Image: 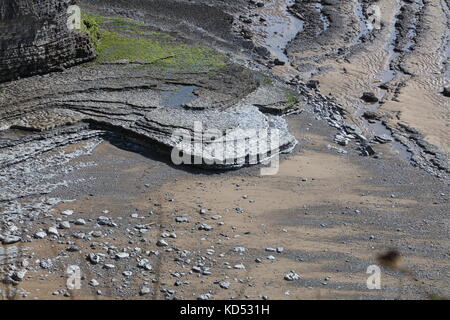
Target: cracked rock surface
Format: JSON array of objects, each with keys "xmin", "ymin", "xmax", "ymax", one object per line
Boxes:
[{"xmin": 0, "ymin": 62, "xmax": 298, "ymax": 170}]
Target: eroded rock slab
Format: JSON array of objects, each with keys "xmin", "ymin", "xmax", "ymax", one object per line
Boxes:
[{"xmin": 0, "ymin": 63, "xmax": 297, "ymax": 170}]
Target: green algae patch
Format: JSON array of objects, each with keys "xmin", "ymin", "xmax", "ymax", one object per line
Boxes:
[
  {"xmin": 81, "ymin": 12, "xmax": 102, "ymax": 49},
  {"xmin": 81, "ymin": 12, "xmax": 227, "ymax": 73},
  {"xmin": 286, "ymin": 94, "xmax": 299, "ymax": 107}
]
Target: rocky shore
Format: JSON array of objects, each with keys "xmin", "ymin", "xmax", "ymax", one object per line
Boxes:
[{"xmin": 0, "ymin": 0, "xmax": 448, "ymax": 300}]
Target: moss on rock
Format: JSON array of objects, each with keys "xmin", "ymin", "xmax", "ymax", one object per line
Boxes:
[{"xmin": 81, "ymin": 12, "xmax": 227, "ymax": 73}]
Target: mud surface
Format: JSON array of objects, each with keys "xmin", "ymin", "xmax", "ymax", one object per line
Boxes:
[{"xmin": 1, "ymin": 0, "xmax": 449, "ymax": 300}]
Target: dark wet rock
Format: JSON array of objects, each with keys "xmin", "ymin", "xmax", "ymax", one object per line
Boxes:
[
  {"xmin": 442, "ymin": 87, "xmax": 450, "ymax": 97},
  {"xmin": 343, "ymin": 124, "xmax": 363, "ymax": 136},
  {"xmin": 96, "ymin": 216, "xmax": 116, "ymax": 227},
  {"xmin": 273, "ymin": 58, "xmax": 286, "ymax": 66},
  {"xmin": 373, "ymin": 134, "xmax": 393, "ymax": 144},
  {"xmin": 156, "ymin": 240, "xmax": 169, "ymax": 247},
  {"xmin": 363, "ymin": 111, "xmax": 382, "ymax": 120},
  {"xmin": 361, "ymin": 92, "xmax": 379, "ymax": 103},
  {"xmin": 240, "ymin": 27, "xmax": 253, "ymax": 39},
  {"xmin": 359, "ymin": 143, "xmax": 376, "ymax": 157},
  {"xmin": 74, "ymin": 219, "xmax": 86, "ymax": 226},
  {"xmin": 11, "ymin": 270, "xmax": 26, "ymax": 282},
  {"xmin": 397, "ymin": 122, "xmax": 420, "ymax": 135},
  {"xmin": 66, "ymin": 246, "xmax": 80, "ymax": 252},
  {"xmin": 306, "ymin": 80, "xmax": 320, "ymax": 90},
  {"xmin": 81, "ymin": 0, "xmax": 254, "ymax": 56},
  {"xmin": 240, "ymin": 16, "xmax": 253, "ymax": 24},
  {"xmin": 391, "ymin": 122, "xmax": 450, "ymax": 177}
]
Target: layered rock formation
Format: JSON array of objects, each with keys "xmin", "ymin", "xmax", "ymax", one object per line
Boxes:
[
  {"xmin": 0, "ymin": 63, "xmax": 298, "ymax": 170},
  {"xmin": 0, "ymin": 0, "xmax": 95, "ymax": 83},
  {"xmin": 0, "ymin": 3, "xmax": 298, "ymax": 170}
]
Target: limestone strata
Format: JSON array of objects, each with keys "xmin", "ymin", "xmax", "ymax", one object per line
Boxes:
[
  {"xmin": 0, "ymin": 0, "xmax": 95, "ymax": 83},
  {"xmin": 0, "ymin": 63, "xmax": 297, "ymax": 170}
]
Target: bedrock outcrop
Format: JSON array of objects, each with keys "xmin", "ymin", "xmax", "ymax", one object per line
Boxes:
[
  {"xmin": 0, "ymin": 0, "xmax": 95, "ymax": 83},
  {"xmin": 0, "ymin": 63, "xmax": 298, "ymax": 170}
]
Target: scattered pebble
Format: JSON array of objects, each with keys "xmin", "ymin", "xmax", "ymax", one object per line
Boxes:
[
  {"xmin": 284, "ymin": 271, "xmax": 300, "ymax": 281},
  {"xmin": 61, "ymin": 210, "xmax": 74, "ymax": 216}
]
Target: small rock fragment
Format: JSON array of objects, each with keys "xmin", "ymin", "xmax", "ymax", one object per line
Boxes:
[
  {"xmin": 140, "ymin": 287, "xmax": 152, "ymax": 296},
  {"xmin": 284, "ymin": 271, "xmax": 300, "ymax": 281},
  {"xmin": 156, "ymin": 240, "xmax": 169, "ymax": 247},
  {"xmin": 115, "ymin": 252, "xmax": 130, "ymax": 259},
  {"xmin": 61, "ymin": 210, "xmax": 74, "ymax": 216},
  {"xmin": 34, "ymin": 231, "xmax": 47, "ymax": 239},
  {"xmin": 197, "ymin": 293, "xmax": 213, "ymax": 300},
  {"xmin": 89, "ymin": 279, "xmax": 99, "ymax": 287},
  {"xmin": 48, "ymin": 227, "xmax": 59, "ymax": 236}
]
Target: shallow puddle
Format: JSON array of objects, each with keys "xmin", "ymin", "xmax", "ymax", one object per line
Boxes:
[
  {"xmin": 362, "ymin": 119, "xmax": 412, "ymax": 162},
  {"xmin": 161, "ymin": 85, "xmax": 198, "ymax": 107},
  {"xmin": 251, "ymin": 0, "xmax": 304, "ymax": 63}
]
